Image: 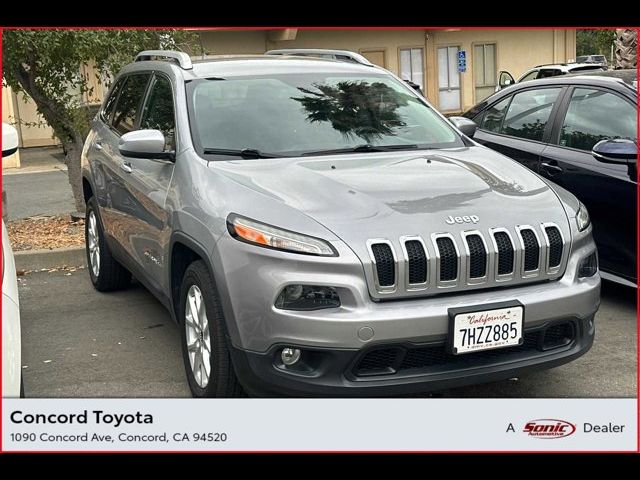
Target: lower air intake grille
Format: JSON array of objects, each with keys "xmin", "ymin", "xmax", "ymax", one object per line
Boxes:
[
  {"xmin": 436, "ymin": 237, "xmax": 457, "ymax": 281},
  {"xmin": 371, "ymin": 243, "xmax": 395, "ymax": 287},
  {"xmin": 545, "ymin": 226, "xmax": 563, "ymax": 268},
  {"xmin": 405, "ymin": 240, "xmax": 427, "ymax": 284},
  {"xmin": 466, "ymin": 234, "xmax": 487, "ymax": 278},
  {"xmin": 520, "ymin": 229, "xmax": 540, "ymax": 271},
  {"xmin": 494, "ymin": 231, "xmax": 514, "ymax": 275}
]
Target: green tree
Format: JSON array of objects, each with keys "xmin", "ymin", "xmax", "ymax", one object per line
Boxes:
[
  {"xmin": 2, "ymin": 29, "xmax": 198, "ymax": 213},
  {"xmin": 576, "ymin": 29, "xmax": 616, "ymax": 57}
]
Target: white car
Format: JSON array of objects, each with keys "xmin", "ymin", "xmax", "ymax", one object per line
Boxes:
[
  {"xmin": 496, "ymin": 63, "xmax": 605, "ymax": 90},
  {"xmin": 2, "ymin": 121, "xmax": 22, "ymax": 397}
]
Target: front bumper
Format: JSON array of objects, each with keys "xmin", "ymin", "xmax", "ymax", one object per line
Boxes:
[
  {"xmin": 231, "ymin": 314, "xmax": 595, "ymax": 397},
  {"xmin": 213, "ymin": 227, "xmax": 600, "ymax": 396}
]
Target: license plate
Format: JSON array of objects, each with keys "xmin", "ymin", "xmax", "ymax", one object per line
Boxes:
[{"xmin": 451, "ymin": 305, "xmax": 523, "ymax": 355}]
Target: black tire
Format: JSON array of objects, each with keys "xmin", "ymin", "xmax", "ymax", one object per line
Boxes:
[
  {"xmin": 85, "ymin": 197, "xmax": 131, "ymax": 291},
  {"xmin": 179, "ymin": 260, "xmax": 244, "ymax": 398}
]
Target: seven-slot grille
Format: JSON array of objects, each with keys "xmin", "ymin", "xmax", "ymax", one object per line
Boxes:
[{"xmin": 368, "ymin": 223, "xmax": 565, "ymax": 295}]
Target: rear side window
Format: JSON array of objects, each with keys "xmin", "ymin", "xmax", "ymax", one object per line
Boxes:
[
  {"xmin": 501, "ymin": 88, "xmax": 561, "ymax": 141},
  {"xmin": 111, "ymin": 74, "xmax": 151, "ymax": 136},
  {"xmin": 519, "ymin": 70, "xmax": 539, "ymax": 82},
  {"xmin": 481, "ymin": 97, "xmax": 510, "ymax": 133},
  {"xmin": 101, "ymin": 79, "xmax": 125, "ymax": 123},
  {"xmin": 140, "ymin": 75, "xmax": 176, "ymax": 151},
  {"xmin": 559, "ymin": 88, "xmax": 637, "ymax": 151},
  {"xmin": 537, "ymin": 69, "xmax": 562, "ymax": 79}
]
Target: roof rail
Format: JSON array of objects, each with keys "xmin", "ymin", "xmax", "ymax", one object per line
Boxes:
[
  {"xmin": 534, "ymin": 63, "xmax": 567, "ymax": 68},
  {"xmin": 135, "ymin": 50, "xmax": 193, "ymax": 70},
  {"xmin": 265, "ymin": 49, "xmax": 374, "ymax": 66}
]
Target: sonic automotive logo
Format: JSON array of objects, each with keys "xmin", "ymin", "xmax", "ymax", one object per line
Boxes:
[{"xmin": 523, "ymin": 419, "xmax": 576, "ymax": 439}]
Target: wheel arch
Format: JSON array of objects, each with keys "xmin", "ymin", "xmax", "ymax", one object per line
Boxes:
[{"xmin": 168, "ymin": 232, "xmax": 239, "ymax": 345}]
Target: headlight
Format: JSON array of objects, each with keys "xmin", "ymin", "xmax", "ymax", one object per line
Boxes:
[
  {"xmin": 576, "ymin": 203, "xmax": 590, "ymax": 232},
  {"xmin": 227, "ymin": 214, "xmax": 337, "ymax": 256}
]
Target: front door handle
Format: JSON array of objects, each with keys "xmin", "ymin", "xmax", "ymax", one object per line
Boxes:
[
  {"xmin": 94, "ymin": 141, "xmax": 103, "ymax": 150},
  {"xmin": 541, "ymin": 161, "xmax": 563, "ymax": 174},
  {"xmin": 120, "ymin": 161, "xmax": 133, "ymax": 174}
]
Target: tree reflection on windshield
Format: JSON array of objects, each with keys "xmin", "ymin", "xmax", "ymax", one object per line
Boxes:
[{"xmin": 291, "ymin": 81, "xmax": 411, "ymax": 143}]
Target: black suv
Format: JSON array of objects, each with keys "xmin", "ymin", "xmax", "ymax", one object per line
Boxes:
[{"xmin": 463, "ymin": 72, "xmax": 638, "ymax": 286}]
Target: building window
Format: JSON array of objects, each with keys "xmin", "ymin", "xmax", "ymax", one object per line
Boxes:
[
  {"xmin": 400, "ymin": 48, "xmax": 424, "ymax": 91},
  {"xmin": 473, "ymin": 43, "xmax": 496, "ymax": 102}
]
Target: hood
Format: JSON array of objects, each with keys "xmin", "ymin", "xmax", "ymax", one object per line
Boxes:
[{"xmin": 212, "ymin": 146, "xmax": 569, "ymax": 247}]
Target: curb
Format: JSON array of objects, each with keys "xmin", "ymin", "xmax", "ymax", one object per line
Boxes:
[{"xmin": 14, "ymin": 246, "xmax": 86, "ymax": 272}]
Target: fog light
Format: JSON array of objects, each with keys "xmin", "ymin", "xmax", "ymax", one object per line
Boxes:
[
  {"xmin": 275, "ymin": 285, "xmax": 340, "ymax": 310},
  {"xmin": 281, "ymin": 347, "xmax": 302, "ymax": 366},
  {"xmin": 578, "ymin": 252, "xmax": 598, "ymax": 278}
]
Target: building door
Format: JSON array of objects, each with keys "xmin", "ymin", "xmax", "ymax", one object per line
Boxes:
[
  {"xmin": 437, "ymin": 46, "xmax": 461, "ymax": 111},
  {"xmin": 360, "ymin": 49, "xmax": 386, "ymax": 68}
]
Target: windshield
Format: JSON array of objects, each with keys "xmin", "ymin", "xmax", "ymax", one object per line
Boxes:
[{"xmin": 187, "ymin": 72, "xmax": 463, "ymax": 158}]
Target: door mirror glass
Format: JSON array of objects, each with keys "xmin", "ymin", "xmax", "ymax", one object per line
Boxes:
[
  {"xmin": 119, "ymin": 129, "xmax": 173, "ymax": 161},
  {"xmin": 592, "ymin": 139, "xmax": 638, "ymax": 164},
  {"xmin": 449, "ymin": 116, "xmax": 478, "ymax": 138},
  {"xmin": 2, "ymin": 122, "xmax": 19, "ymax": 157},
  {"xmin": 498, "ymin": 71, "xmax": 515, "ymax": 89}
]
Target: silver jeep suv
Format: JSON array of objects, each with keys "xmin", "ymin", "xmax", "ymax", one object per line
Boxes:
[{"xmin": 81, "ymin": 50, "xmax": 600, "ymax": 397}]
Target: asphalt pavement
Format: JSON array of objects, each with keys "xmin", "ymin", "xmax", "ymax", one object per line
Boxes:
[
  {"xmin": 3, "ymin": 170, "xmax": 76, "ymax": 220},
  {"xmin": 3, "ymin": 146, "xmax": 75, "ymax": 220},
  {"xmin": 18, "ymin": 269, "xmax": 636, "ymax": 398}
]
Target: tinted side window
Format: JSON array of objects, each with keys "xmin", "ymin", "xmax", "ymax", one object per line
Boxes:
[
  {"xmin": 102, "ymin": 79, "xmax": 125, "ymax": 124},
  {"xmin": 481, "ymin": 97, "xmax": 510, "ymax": 133},
  {"xmin": 537, "ymin": 69, "xmax": 562, "ymax": 79},
  {"xmin": 501, "ymin": 88, "xmax": 561, "ymax": 141},
  {"xmin": 559, "ymin": 88, "xmax": 637, "ymax": 151},
  {"xmin": 111, "ymin": 74, "xmax": 151, "ymax": 136},
  {"xmin": 140, "ymin": 75, "xmax": 176, "ymax": 151}
]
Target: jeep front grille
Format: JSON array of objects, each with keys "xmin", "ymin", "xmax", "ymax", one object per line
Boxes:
[{"xmin": 366, "ymin": 223, "xmax": 567, "ymax": 297}]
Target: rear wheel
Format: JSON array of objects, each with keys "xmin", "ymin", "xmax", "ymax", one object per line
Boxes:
[
  {"xmin": 179, "ymin": 260, "xmax": 244, "ymax": 397},
  {"xmin": 85, "ymin": 197, "xmax": 131, "ymax": 291}
]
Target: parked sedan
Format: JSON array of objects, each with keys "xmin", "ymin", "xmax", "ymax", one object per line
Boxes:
[{"xmin": 464, "ymin": 72, "xmax": 637, "ymax": 286}]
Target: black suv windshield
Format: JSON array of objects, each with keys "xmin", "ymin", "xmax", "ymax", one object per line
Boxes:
[{"xmin": 187, "ymin": 72, "xmax": 463, "ymax": 158}]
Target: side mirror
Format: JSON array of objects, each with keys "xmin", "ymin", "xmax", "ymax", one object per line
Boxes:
[
  {"xmin": 2, "ymin": 122, "xmax": 19, "ymax": 158},
  {"xmin": 592, "ymin": 139, "xmax": 637, "ymax": 164},
  {"xmin": 498, "ymin": 71, "xmax": 515, "ymax": 90},
  {"xmin": 449, "ymin": 116, "xmax": 478, "ymax": 139},
  {"xmin": 119, "ymin": 129, "xmax": 174, "ymax": 161}
]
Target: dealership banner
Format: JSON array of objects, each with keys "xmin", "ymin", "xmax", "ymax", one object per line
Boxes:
[{"xmin": 2, "ymin": 398, "xmax": 637, "ymax": 452}]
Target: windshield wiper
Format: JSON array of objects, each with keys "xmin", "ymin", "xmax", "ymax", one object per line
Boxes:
[
  {"xmin": 202, "ymin": 148, "xmax": 282, "ymax": 159},
  {"xmin": 301, "ymin": 144, "xmax": 419, "ymax": 157}
]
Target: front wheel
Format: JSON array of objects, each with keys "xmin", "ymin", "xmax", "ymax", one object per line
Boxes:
[
  {"xmin": 85, "ymin": 197, "xmax": 131, "ymax": 291},
  {"xmin": 179, "ymin": 260, "xmax": 244, "ymax": 397}
]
